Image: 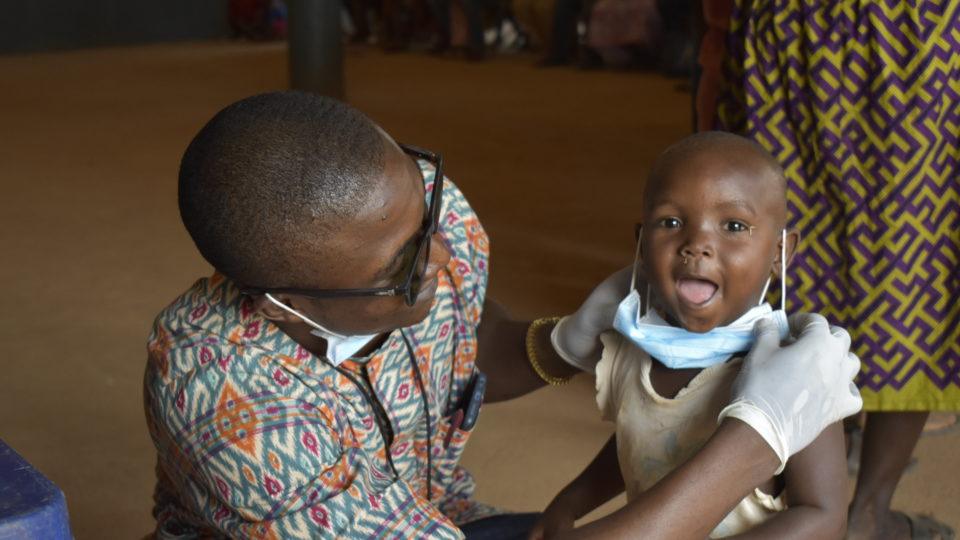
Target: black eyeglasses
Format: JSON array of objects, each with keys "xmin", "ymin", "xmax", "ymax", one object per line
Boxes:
[{"xmin": 241, "ymin": 144, "xmax": 444, "ymax": 306}]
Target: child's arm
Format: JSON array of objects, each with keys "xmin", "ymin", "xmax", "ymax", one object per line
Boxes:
[
  {"xmin": 529, "ymin": 435, "xmax": 625, "ymax": 540},
  {"xmin": 726, "ymin": 421, "xmax": 848, "ymax": 540}
]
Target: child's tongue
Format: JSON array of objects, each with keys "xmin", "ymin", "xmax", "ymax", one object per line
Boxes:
[{"xmin": 677, "ymin": 278, "xmax": 718, "ymax": 304}]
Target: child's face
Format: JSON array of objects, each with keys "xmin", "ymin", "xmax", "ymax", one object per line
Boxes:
[{"xmin": 640, "ymin": 151, "xmax": 789, "ymax": 333}]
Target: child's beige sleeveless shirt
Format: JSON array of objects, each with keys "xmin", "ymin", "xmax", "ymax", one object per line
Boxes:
[{"xmin": 596, "ymin": 331, "xmax": 785, "ymax": 538}]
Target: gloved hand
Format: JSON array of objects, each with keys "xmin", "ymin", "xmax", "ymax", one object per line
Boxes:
[
  {"xmin": 719, "ymin": 312, "xmax": 863, "ymax": 473},
  {"xmin": 551, "ymin": 267, "xmax": 634, "ymax": 372}
]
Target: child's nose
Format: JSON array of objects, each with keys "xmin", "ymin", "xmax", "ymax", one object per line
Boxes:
[{"xmin": 679, "ymin": 230, "xmax": 715, "ymax": 259}]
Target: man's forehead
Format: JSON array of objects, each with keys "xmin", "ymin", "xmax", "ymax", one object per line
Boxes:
[{"xmin": 361, "ymin": 140, "xmax": 421, "ymax": 212}]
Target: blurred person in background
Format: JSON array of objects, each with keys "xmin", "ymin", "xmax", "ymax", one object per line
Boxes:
[{"xmin": 700, "ymin": 1, "xmax": 960, "ymax": 538}]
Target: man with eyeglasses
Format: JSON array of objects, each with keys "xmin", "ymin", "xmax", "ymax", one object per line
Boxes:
[{"xmin": 144, "ymin": 92, "xmax": 861, "ymax": 539}]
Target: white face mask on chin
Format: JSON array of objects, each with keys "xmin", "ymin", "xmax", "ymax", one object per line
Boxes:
[
  {"xmin": 264, "ymin": 293, "xmax": 379, "ymax": 366},
  {"xmin": 612, "ymin": 229, "xmax": 790, "ymax": 370}
]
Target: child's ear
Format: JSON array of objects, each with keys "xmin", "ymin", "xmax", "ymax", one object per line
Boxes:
[{"xmin": 771, "ymin": 228, "xmax": 800, "ymax": 279}]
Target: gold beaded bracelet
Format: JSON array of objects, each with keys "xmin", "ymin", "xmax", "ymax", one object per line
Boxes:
[{"xmin": 525, "ymin": 316, "xmax": 572, "ymax": 386}]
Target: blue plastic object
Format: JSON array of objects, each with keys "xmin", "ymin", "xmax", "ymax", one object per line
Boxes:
[{"xmin": 0, "ymin": 439, "xmax": 72, "ymax": 540}]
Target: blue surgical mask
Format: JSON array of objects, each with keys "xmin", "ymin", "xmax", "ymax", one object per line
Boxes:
[
  {"xmin": 612, "ymin": 230, "xmax": 790, "ymax": 369},
  {"xmin": 265, "ymin": 293, "xmax": 379, "ymax": 366}
]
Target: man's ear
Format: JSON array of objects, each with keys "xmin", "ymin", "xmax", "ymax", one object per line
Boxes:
[
  {"xmin": 251, "ymin": 294, "xmax": 305, "ymax": 324},
  {"xmin": 772, "ymin": 228, "xmax": 800, "ymax": 279}
]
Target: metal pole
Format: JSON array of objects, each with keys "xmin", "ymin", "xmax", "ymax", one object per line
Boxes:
[{"xmin": 287, "ymin": 0, "xmax": 344, "ymax": 99}]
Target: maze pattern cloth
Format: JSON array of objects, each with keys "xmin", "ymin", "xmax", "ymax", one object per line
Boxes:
[
  {"xmin": 145, "ymin": 162, "xmax": 498, "ymax": 539},
  {"xmin": 716, "ymin": 0, "xmax": 960, "ymax": 411}
]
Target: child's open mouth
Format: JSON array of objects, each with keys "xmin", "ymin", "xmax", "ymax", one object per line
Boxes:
[{"xmin": 677, "ymin": 278, "xmax": 718, "ymax": 305}]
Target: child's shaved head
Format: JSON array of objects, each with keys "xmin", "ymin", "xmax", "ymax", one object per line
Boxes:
[{"xmin": 645, "ymin": 131, "xmax": 788, "ymax": 227}]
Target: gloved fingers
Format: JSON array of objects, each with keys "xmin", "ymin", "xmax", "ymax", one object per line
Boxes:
[
  {"xmin": 550, "ymin": 316, "xmax": 601, "ymax": 372},
  {"xmin": 833, "ymin": 351, "xmax": 864, "ymax": 420},
  {"xmin": 828, "ymin": 324, "xmax": 852, "ymax": 352},
  {"xmin": 843, "ymin": 351, "xmax": 862, "ymax": 381},
  {"xmin": 839, "ymin": 382, "xmax": 864, "ymax": 419},
  {"xmin": 596, "ymin": 266, "xmax": 635, "ymax": 300},
  {"xmin": 750, "ymin": 318, "xmax": 781, "ymax": 352},
  {"xmin": 579, "ymin": 266, "xmax": 636, "ymax": 330},
  {"xmin": 787, "ymin": 312, "xmax": 829, "ymax": 338}
]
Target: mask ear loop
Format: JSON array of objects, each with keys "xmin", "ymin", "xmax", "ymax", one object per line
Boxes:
[
  {"xmin": 644, "ymin": 286, "xmax": 651, "ymax": 317},
  {"xmin": 758, "ymin": 277, "xmax": 771, "ymax": 306},
  {"xmin": 629, "ymin": 233, "xmax": 641, "ymax": 293},
  {"xmin": 780, "ymin": 228, "xmax": 787, "ymax": 313},
  {"xmin": 629, "ymin": 232, "xmax": 651, "ymax": 319},
  {"xmin": 756, "ymin": 229, "xmax": 789, "ymax": 309},
  {"xmin": 264, "ymin": 293, "xmax": 348, "ymax": 339}
]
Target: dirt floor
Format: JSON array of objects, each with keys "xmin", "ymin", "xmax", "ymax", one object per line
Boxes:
[{"xmin": 0, "ymin": 41, "xmax": 956, "ymax": 538}]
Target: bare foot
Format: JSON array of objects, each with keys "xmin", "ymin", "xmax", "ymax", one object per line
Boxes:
[{"xmin": 848, "ymin": 506, "xmax": 911, "ymax": 540}]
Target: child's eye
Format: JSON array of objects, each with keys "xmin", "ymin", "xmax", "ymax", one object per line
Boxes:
[
  {"xmin": 658, "ymin": 217, "xmax": 682, "ymax": 229},
  {"xmin": 725, "ymin": 221, "xmax": 751, "ymax": 233}
]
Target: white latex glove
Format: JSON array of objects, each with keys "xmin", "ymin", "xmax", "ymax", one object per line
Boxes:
[
  {"xmin": 551, "ymin": 267, "xmax": 633, "ymax": 372},
  {"xmin": 719, "ymin": 312, "xmax": 863, "ymax": 474}
]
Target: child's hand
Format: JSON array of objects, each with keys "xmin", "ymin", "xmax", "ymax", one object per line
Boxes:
[{"xmin": 528, "ymin": 500, "xmax": 577, "ymax": 540}]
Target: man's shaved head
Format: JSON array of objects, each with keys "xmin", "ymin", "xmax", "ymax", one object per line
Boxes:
[{"xmin": 178, "ymin": 91, "xmax": 386, "ymax": 287}]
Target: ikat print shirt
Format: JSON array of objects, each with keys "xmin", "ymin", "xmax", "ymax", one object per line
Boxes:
[{"xmin": 144, "ymin": 163, "xmax": 494, "ymax": 539}]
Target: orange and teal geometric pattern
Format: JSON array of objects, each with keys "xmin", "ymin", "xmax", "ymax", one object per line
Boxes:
[
  {"xmin": 144, "ymin": 162, "xmax": 498, "ymax": 538},
  {"xmin": 717, "ymin": 0, "xmax": 960, "ymax": 411}
]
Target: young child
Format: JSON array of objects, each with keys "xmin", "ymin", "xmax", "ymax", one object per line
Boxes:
[{"xmin": 532, "ymin": 132, "xmax": 848, "ymax": 539}]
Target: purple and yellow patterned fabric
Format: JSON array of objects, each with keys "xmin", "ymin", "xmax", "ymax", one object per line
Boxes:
[
  {"xmin": 144, "ymin": 161, "xmax": 498, "ymax": 538},
  {"xmin": 716, "ymin": 0, "xmax": 960, "ymax": 411}
]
